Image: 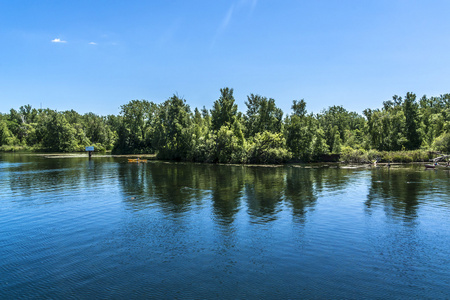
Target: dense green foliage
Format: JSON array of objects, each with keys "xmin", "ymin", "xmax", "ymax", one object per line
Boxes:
[{"xmin": 1, "ymin": 89, "xmax": 449, "ymax": 163}]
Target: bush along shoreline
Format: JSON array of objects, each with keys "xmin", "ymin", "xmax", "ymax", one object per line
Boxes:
[
  {"xmin": 339, "ymin": 148, "xmax": 437, "ymax": 164},
  {"xmin": 1, "ymin": 89, "xmax": 450, "ymax": 164}
]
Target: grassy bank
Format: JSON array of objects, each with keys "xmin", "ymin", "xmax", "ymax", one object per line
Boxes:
[
  {"xmin": 0, "ymin": 145, "xmax": 36, "ymax": 152},
  {"xmin": 340, "ymin": 147, "xmax": 437, "ymax": 163}
]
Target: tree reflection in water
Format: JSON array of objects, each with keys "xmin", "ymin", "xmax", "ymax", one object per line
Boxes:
[
  {"xmin": 118, "ymin": 162, "xmax": 450, "ymax": 226},
  {"xmin": 119, "ymin": 162, "xmax": 325, "ymax": 225},
  {"xmin": 284, "ymin": 167, "xmax": 318, "ymax": 223},
  {"xmin": 365, "ymin": 167, "xmax": 422, "ymax": 222}
]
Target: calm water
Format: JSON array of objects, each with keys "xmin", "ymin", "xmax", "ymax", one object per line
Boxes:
[{"xmin": 1, "ymin": 153, "xmax": 449, "ymax": 299}]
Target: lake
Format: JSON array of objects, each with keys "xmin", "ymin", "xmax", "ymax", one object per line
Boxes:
[{"xmin": 1, "ymin": 153, "xmax": 449, "ymax": 299}]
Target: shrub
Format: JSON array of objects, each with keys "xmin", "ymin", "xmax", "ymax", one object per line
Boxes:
[
  {"xmin": 340, "ymin": 146, "xmax": 368, "ymax": 163},
  {"xmin": 432, "ymin": 132, "xmax": 450, "ymax": 152},
  {"xmin": 247, "ymin": 131, "xmax": 292, "ymax": 164}
]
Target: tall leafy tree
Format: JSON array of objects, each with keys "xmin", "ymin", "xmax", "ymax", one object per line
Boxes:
[
  {"xmin": 211, "ymin": 87, "xmax": 237, "ymax": 131},
  {"xmin": 292, "ymin": 99, "xmax": 307, "ymax": 117},
  {"xmin": 62, "ymin": 109, "xmax": 90, "ymax": 149},
  {"xmin": 114, "ymin": 99, "xmax": 156, "ymax": 153},
  {"xmin": 41, "ymin": 110, "xmax": 77, "ymax": 152},
  {"xmin": 363, "ymin": 103, "xmax": 407, "ymax": 151},
  {"xmin": 285, "ymin": 100, "xmax": 315, "ymax": 161},
  {"xmin": 82, "ymin": 113, "xmax": 116, "ymax": 149},
  {"xmin": 418, "ymin": 95, "xmax": 448, "ymax": 148},
  {"xmin": 318, "ymin": 106, "xmax": 351, "ymax": 151},
  {"xmin": 403, "ymin": 92, "xmax": 421, "ymax": 149},
  {"xmin": 19, "ymin": 105, "xmax": 38, "ymax": 124},
  {"xmin": 0, "ymin": 119, "xmax": 14, "ymax": 146},
  {"xmin": 8, "ymin": 108, "xmax": 27, "ymax": 143},
  {"xmin": 244, "ymin": 94, "xmax": 283, "ymax": 137},
  {"xmin": 153, "ymin": 95, "xmax": 193, "ymax": 160}
]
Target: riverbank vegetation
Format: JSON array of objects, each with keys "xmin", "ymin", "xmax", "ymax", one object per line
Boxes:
[{"xmin": 1, "ymin": 89, "xmax": 449, "ymax": 163}]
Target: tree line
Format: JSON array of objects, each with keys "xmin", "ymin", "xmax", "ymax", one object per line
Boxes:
[{"xmin": 1, "ymin": 88, "xmax": 450, "ymax": 163}]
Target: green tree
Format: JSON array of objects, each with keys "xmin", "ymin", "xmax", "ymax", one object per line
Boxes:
[
  {"xmin": 211, "ymin": 125, "xmax": 247, "ymax": 163},
  {"xmin": 211, "ymin": 87, "xmax": 237, "ymax": 131},
  {"xmin": 244, "ymin": 94, "xmax": 283, "ymax": 137},
  {"xmin": 318, "ymin": 106, "xmax": 363, "ymax": 151},
  {"xmin": 83, "ymin": 113, "xmax": 116, "ymax": 149},
  {"xmin": 311, "ymin": 127, "xmax": 329, "ymax": 159},
  {"xmin": 248, "ymin": 131, "xmax": 291, "ymax": 164},
  {"xmin": 331, "ymin": 126, "xmax": 341, "ymax": 153},
  {"xmin": 0, "ymin": 119, "xmax": 14, "ymax": 146},
  {"xmin": 19, "ymin": 105, "xmax": 38, "ymax": 124},
  {"xmin": 363, "ymin": 99, "xmax": 407, "ymax": 151},
  {"xmin": 432, "ymin": 132, "xmax": 450, "ymax": 152},
  {"xmin": 113, "ymin": 99, "xmax": 156, "ymax": 153},
  {"xmin": 63, "ymin": 109, "xmax": 83, "ymax": 124},
  {"xmin": 41, "ymin": 110, "xmax": 77, "ymax": 152},
  {"xmin": 285, "ymin": 100, "xmax": 315, "ymax": 161},
  {"xmin": 292, "ymin": 99, "xmax": 307, "ymax": 117},
  {"xmin": 419, "ymin": 95, "xmax": 447, "ymax": 148},
  {"xmin": 8, "ymin": 108, "xmax": 27, "ymax": 143},
  {"xmin": 153, "ymin": 95, "xmax": 193, "ymax": 160},
  {"xmin": 403, "ymin": 92, "xmax": 421, "ymax": 149},
  {"xmin": 62, "ymin": 110, "xmax": 90, "ymax": 149}
]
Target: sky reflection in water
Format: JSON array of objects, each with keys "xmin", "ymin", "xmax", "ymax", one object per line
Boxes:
[{"xmin": 0, "ymin": 154, "xmax": 449, "ymax": 299}]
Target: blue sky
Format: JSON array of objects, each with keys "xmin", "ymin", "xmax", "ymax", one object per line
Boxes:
[{"xmin": 1, "ymin": 0, "xmax": 450, "ymax": 116}]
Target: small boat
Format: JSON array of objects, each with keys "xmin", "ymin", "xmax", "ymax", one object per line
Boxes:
[
  {"xmin": 128, "ymin": 158, "xmax": 148, "ymax": 163},
  {"xmin": 424, "ymin": 164, "xmax": 436, "ymax": 169}
]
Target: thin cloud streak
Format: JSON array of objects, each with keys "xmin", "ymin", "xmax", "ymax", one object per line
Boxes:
[
  {"xmin": 238, "ymin": 0, "xmax": 258, "ymax": 13},
  {"xmin": 210, "ymin": 4, "xmax": 235, "ymax": 49},
  {"xmin": 220, "ymin": 5, "xmax": 235, "ymax": 31},
  {"xmin": 210, "ymin": 0, "xmax": 257, "ymax": 49}
]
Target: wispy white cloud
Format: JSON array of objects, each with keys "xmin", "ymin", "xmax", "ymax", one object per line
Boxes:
[
  {"xmin": 238, "ymin": 0, "xmax": 258, "ymax": 12},
  {"xmin": 211, "ymin": 0, "xmax": 257, "ymax": 49},
  {"xmin": 51, "ymin": 38, "xmax": 67, "ymax": 43},
  {"xmin": 210, "ymin": 4, "xmax": 235, "ymax": 49},
  {"xmin": 89, "ymin": 42, "xmax": 97, "ymax": 45},
  {"xmin": 249, "ymin": 0, "xmax": 258, "ymax": 13},
  {"xmin": 220, "ymin": 5, "xmax": 235, "ymax": 31}
]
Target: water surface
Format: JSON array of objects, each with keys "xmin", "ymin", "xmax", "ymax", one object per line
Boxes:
[{"xmin": 1, "ymin": 153, "xmax": 449, "ymax": 299}]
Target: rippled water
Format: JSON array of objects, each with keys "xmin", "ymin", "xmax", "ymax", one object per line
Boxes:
[{"xmin": 1, "ymin": 153, "xmax": 449, "ymax": 299}]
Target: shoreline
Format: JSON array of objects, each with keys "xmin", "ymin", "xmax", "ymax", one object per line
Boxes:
[{"xmin": 2, "ymin": 151, "xmax": 447, "ymax": 169}]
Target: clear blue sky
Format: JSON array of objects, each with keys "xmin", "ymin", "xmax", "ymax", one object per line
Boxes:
[{"xmin": 1, "ymin": 0, "xmax": 450, "ymax": 116}]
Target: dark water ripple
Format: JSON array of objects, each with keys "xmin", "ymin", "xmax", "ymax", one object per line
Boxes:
[{"xmin": 0, "ymin": 156, "xmax": 449, "ymax": 299}]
